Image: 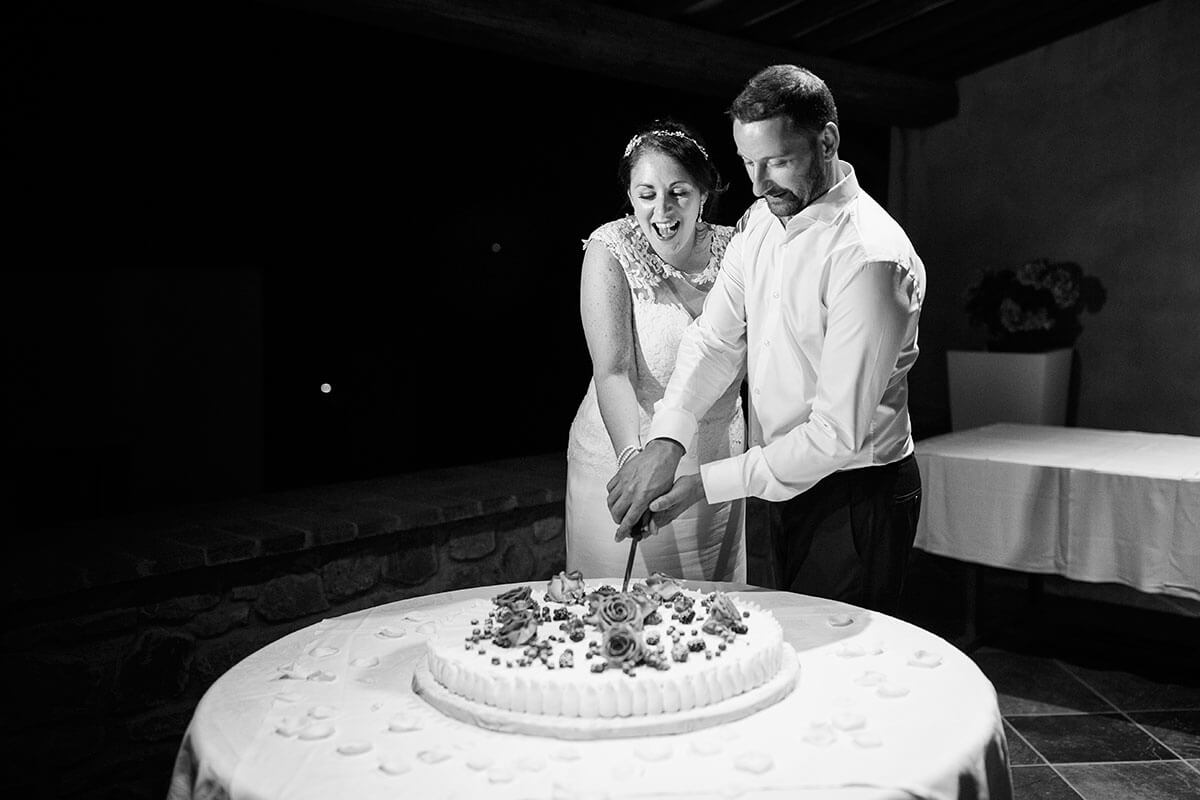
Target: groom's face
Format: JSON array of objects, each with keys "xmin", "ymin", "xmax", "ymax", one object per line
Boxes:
[{"xmin": 733, "ymin": 115, "xmax": 833, "ymax": 222}]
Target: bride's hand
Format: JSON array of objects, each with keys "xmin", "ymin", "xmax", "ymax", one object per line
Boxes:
[
  {"xmin": 606, "ymin": 439, "xmax": 683, "ymax": 540},
  {"xmin": 648, "ymin": 474, "xmax": 706, "ymax": 528}
]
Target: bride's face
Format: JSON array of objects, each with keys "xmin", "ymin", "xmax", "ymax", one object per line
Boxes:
[{"xmin": 628, "ymin": 150, "xmax": 707, "ymax": 262}]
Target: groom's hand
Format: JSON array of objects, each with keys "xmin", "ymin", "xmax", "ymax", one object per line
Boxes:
[
  {"xmin": 606, "ymin": 439, "xmax": 684, "ymax": 541},
  {"xmin": 649, "ymin": 474, "xmax": 706, "ymax": 528}
]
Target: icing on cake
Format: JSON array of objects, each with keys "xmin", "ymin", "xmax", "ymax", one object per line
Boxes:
[{"xmin": 420, "ymin": 573, "xmax": 793, "ymax": 722}]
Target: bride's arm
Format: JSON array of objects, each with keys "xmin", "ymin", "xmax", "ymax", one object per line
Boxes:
[{"xmin": 580, "ymin": 239, "xmax": 642, "ymax": 458}]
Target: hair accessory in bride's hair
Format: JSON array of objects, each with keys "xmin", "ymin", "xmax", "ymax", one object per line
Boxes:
[{"xmin": 623, "ymin": 130, "xmax": 709, "ymax": 161}]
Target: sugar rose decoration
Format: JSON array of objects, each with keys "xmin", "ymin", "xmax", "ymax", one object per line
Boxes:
[
  {"xmin": 702, "ymin": 592, "xmax": 745, "ymax": 635},
  {"xmin": 493, "ymin": 611, "xmax": 538, "ymax": 648},
  {"xmin": 546, "ymin": 570, "xmax": 588, "ymax": 604},
  {"xmin": 627, "ymin": 585, "xmax": 662, "ymax": 623},
  {"xmin": 644, "ymin": 572, "xmax": 683, "ymax": 601},
  {"xmin": 602, "ymin": 623, "xmax": 645, "ymax": 667},
  {"xmin": 708, "ymin": 592, "xmax": 741, "ymax": 625},
  {"xmin": 585, "ymin": 592, "xmax": 647, "ymax": 631},
  {"xmin": 494, "ymin": 585, "xmax": 539, "ymax": 616}
]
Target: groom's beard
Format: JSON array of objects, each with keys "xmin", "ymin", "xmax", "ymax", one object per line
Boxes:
[
  {"xmin": 764, "ymin": 190, "xmax": 803, "ymax": 219},
  {"xmin": 765, "ymin": 157, "xmax": 832, "ymax": 220}
]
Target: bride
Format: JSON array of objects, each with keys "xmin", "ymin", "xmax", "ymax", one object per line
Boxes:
[{"xmin": 565, "ymin": 119, "xmax": 746, "ymax": 582}]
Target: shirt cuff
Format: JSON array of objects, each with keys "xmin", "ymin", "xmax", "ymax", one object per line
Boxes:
[
  {"xmin": 701, "ymin": 446, "xmax": 795, "ymax": 504},
  {"xmin": 647, "ymin": 406, "xmax": 699, "ymax": 455},
  {"xmin": 698, "ymin": 448, "xmax": 754, "ymax": 504}
]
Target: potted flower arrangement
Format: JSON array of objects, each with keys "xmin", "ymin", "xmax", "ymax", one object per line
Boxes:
[
  {"xmin": 963, "ymin": 258, "xmax": 1107, "ymax": 353},
  {"xmin": 948, "ymin": 259, "xmax": 1107, "ymax": 430}
]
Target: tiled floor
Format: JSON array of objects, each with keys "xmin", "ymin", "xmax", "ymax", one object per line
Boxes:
[{"xmin": 898, "ymin": 552, "xmax": 1200, "ymax": 800}]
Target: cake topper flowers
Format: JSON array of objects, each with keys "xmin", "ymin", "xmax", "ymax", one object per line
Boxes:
[
  {"xmin": 493, "ymin": 610, "xmax": 539, "ymax": 648},
  {"xmin": 701, "ymin": 592, "xmax": 747, "ymax": 636},
  {"xmin": 494, "ymin": 585, "xmax": 540, "ymax": 617},
  {"xmin": 707, "ymin": 592, "xmax": 741, "ymax": 625},
  {"xmin": 643, "ymin": 572, "xmax": 683, "ymax": 602},
  {"xmin": 627, "ymin": 585, "xmax": 662, "ymax": 622},
  {"xmin": 585, "ymin": 591, "xmax": 644, "ymax": 630},
  {"xmin": 546, "ymin": 570, "xmax": 588, "ymax": 604},
  {"xmin": 584, "ymin": 589, "xmax": 661, "ymax": 631},
  {"xmin": 602, "ymin": 623, "xmax": 646, "ymax": 668}
]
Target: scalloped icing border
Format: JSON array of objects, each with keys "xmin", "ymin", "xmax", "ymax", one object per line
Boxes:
[{"xmin": 412, "ymin": 645, "xmax": 799, "ymax": 740}]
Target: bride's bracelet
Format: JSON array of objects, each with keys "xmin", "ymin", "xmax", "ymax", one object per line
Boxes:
[{"xmin": 616, "ymin": 444, "xmax": 642, "ymax": 470}]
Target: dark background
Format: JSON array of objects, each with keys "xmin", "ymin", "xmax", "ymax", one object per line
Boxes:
[{"xmin": 6, "ymin": 0, "xmax": 890, "ymax": 532}]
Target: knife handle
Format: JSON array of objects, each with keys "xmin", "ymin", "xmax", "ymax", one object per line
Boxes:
[{"xmin": 633, "ymin": 510, "xmax": 651, "ymax": 541}]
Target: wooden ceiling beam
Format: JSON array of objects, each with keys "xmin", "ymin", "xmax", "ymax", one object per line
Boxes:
[
  {"xmin": 600, "ymin": 0, "xmax": 708, "ymax": 16},
  {"xmin": 266, "ymin": 0, "xmax": 958, "ymax": 127},
  {"xmin": 786, "ymin": 0, "xmax": 958, "ymax": 54},
  {"xmin": 683, "ymin": 0, "xmax": 808, "ymax": 32},
  {"xmin": 740, "ymin": 0, "xmax": 885, "ymax": 44}
]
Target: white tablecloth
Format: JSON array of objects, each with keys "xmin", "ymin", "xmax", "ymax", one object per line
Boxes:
[
  {"xmin": 915, "ymin": 423, "xmax": 1200, "ymax": 600},
  {"xmin": 169, "ymin": 580, "xmax": 1011, "ymax": 800}
]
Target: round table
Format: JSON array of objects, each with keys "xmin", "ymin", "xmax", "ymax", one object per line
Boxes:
[{"xmin": 168, "ymin": 580, "xmax": 1012, "ymax": 800}]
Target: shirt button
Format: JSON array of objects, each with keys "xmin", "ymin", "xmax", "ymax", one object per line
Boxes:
[
  {"xmin": 763, "ymin": 340, "xmax": 771, "ymax": 347},
  {"xmin": 754, "ymin": 388, "xmax": 761, "ymax": 396},
  {"xmin": 772, "ymin": 291, "xmax": 780, "ymax": 299}
]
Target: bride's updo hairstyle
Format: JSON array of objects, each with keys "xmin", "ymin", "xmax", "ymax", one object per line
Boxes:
[{"xmin": 618, "ymin": 119, "xmax": 727, "ymax": 222}]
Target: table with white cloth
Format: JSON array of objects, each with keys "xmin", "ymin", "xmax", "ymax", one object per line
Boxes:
[
  {"xmin": 168, "ymin": 579, "xmax": 1011, "ymax": 800},
  {"xmin": 914, "ymin": 423, "xmax": 1200, "ymax": 601}
]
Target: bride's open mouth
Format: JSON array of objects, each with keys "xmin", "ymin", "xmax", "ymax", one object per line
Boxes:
[{"xmin": 651, "ymin": 220, "xmax": 681, "ymax": 240}]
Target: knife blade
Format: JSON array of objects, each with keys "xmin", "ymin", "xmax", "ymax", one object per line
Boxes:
[{"xmin": 620, "ymin": 512, "xmax": 650, "ymax": 593}]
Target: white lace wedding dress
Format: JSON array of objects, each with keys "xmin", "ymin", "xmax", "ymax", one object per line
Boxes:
[{"xmin": 566, "ymin": 216, "xmax": 746, "ymax": 582}]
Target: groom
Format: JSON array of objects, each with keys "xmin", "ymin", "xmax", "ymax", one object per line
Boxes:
[{"xmin": 607, "ymin": 64, "xmax": 926, "ymax": 613}]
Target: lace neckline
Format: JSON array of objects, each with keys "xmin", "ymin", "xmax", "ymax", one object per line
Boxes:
[{"xmin": 626, "ymin": 217, "xmax": 721, "ymax": 286}]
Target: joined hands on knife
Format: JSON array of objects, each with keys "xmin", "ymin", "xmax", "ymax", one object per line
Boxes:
[{"xmin": 606, "ymin": 438, "xmax": 706, "ymax": 542}]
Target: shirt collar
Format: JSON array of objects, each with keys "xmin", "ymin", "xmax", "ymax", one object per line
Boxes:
[{"xmin": 786, "ymin": 159, "xmax": 858, "ymax": 231}]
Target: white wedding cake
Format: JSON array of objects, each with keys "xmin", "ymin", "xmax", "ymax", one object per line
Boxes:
[{"xmin": 412, "ymin": 572, "xmax": 799, "ymax": 738}]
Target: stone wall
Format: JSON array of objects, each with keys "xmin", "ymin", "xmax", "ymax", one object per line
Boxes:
[{"xmin": 3, "ymin": 454, "xmax": 567, "ymax": 800}]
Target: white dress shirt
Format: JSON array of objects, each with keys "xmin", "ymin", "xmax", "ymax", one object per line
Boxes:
[{"xmin": 646, "ymin": 162, "xmax": 926, "ymax": 503}]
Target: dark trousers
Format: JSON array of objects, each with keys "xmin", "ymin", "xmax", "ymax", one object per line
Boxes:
[{"xmin": 765, "ymin": 454, "xmax": 921, "ymax": 613}]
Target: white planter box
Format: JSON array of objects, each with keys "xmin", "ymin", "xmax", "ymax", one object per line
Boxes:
[{"xmin": 947, "ymin": 348, "xmax": 1073, "ymax": 431}]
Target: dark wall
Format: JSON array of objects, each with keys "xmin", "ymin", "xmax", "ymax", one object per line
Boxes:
[
  {"xmin": 890, "ymin": 0, "xmax": 1200, "ymax": 436},
  {"xmin": 7, "ymin": 0, "xmax": 891, "ymax": 528},
  {"xmin": 5, "ymin": 268, "xmax": 263, "ymax": 528}
]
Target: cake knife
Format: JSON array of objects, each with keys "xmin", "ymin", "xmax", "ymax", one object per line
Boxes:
[{"xmin": 620, "ymin": 512, "xmax": 650, "ymax": 593}]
